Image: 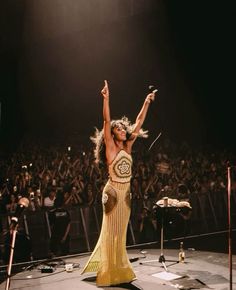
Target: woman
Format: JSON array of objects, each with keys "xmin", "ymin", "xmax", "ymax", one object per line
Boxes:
[{"xmin": 81, "ymin": 80, "xmax": 156, "ymax": 286}]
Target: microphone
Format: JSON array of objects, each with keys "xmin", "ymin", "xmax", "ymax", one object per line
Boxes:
[
  {"xmin": 10, "ymin": 197, "xmax": 29, "ymax": 227},
  {"xmin": 148, "ymin": 85, "xmax": 158, "ymax": 94}
]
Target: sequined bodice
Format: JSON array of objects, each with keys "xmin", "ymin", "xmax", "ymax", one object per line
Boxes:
[{"xmin": 108, "ymin": 150, "xmax": 132, "ymax": 183}]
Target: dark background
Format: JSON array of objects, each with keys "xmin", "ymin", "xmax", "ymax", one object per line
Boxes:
[{"xmin": 0, "ymin": 0, "xmax": 234, "ymax": 151}]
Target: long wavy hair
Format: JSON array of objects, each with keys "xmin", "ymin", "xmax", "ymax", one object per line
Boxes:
[{"xmin": 90, "ymin": 116, "xmax": 148, "ymax": 165}]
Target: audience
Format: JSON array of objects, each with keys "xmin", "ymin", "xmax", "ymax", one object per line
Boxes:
[{"xmin": 0, "ymin": 136, "xmax": 234, "ymax": 216}]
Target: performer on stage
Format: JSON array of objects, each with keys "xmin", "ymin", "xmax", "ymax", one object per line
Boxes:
[{"xmin": 81, "ymin": 80, "xmax": 156, "ymax": 286}]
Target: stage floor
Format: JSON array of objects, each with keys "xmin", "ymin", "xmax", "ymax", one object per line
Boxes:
[{"xmin": 1, "ymin": 248, "xmax": 235, "ymax": 290}]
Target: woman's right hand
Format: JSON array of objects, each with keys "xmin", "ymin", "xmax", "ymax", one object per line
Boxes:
[
  {"xmin": 101, "ymin": 80, "xmax": 109, "ymax": 99},
  {"xmin": 146, "ymin": 92, "xmax": 155, "ymax": 103}
]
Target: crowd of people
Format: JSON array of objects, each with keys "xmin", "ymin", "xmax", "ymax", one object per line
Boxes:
[{"xmin": 0, "ymin": 135, "xmax": 234, "ymax": 217}]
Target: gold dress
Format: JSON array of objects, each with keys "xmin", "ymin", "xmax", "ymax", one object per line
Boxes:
[{"xmin": 81, "ymin": 150, "xmax": 136, "ymax": 286}]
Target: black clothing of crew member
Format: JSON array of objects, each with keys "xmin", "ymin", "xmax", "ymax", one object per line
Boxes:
[{"xmin": 49, "ymin": 196, "xmax": 71, "ymax": 256}]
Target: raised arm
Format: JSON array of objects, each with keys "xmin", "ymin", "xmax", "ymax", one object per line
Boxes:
[
  {"xmin": 101, "ymin": 80, "xmax": 114, "ymax": 147},
  {"xmin": 129, "ymin": 91, "xmax": 156, "ymax": 144}
]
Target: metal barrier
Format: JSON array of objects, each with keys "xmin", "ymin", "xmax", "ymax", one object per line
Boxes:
[{"xmin": 0, "ymin": 189, "xmax": 235, "ymax": 265}]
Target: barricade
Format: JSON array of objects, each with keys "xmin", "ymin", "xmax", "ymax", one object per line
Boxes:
[{"xmin": 0, "ymin": 189, "xmax": 235, "ymax": 266}]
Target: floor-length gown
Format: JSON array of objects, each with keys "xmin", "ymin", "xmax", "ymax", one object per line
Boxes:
[{"xmin": 81, "ymin": 150, "xmax": 136, "ymax": 286}]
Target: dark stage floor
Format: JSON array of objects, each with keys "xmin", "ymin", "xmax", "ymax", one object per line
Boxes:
[{"xmin": 0, "ymin": 247, "xmax": 235, "ymax": 290}]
